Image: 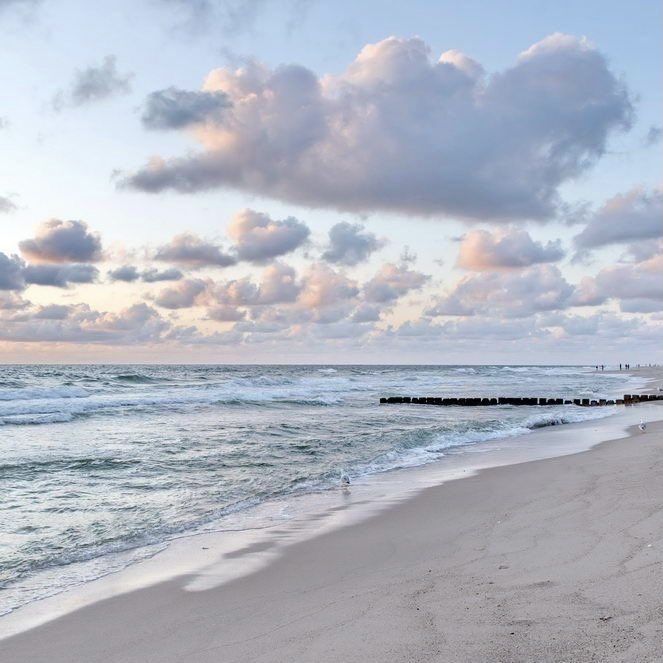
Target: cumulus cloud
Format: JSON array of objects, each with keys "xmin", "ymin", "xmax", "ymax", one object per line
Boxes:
[
  {"xmin": 0, "ymin": 253, "xmax": 25, "ymax": 290},
  {"xmin": 428, "ymin": 265, "xmax": 574, "ymax": 318},
  {"xmin": 108, "ymin": 265, "xmax": 184, "ymax": 282},
  {"xmin": 108, "ymin": 265, "xmax": 139, "ymax": 282},
  {"xmin": 207, "ymin": 305, "xmax": 246, "ymax": 321},
  {"xmin": 363, "ymin": 263, "xmax": 429, "ymax": 303},
  {"xmin": 227, "ymin": 209, "xmax": 309, "ymax": 262},
  {"xmin": 0, "ymin": 302, "xmax": 170, "ymax": 344},
  {"xmin": 153, "ymin": 278, "xmax": 207, "ymax": 309},
  {"xmin": 457, "ymin": 228, "xmax": 564, "ymax": 270},
  {"xmin": 142, "ymin": 87, "xmax": 231, "ymax": 129},
  {"xmin": 573, "ymin": 253, "xmax": 663, "ymax": 312},
  {"xmin": 53, "ymin": 56, "xmax": 133, "ymax": 110},
  {"xmin": 298, "ymin": 263, "xmax": 358, "ymax": 309},
  {"xmin": 321, "ymin": 222, "xmax": 384, "ymax": 266},
  {"xmin": 154, "ymin": 233, "xmax": 236, "ymax": 268},
  {"xmin": 574, "ymin": 186, "xmax": 663, "ymax": 251},
  {"xmin": 141, "ymin": 267, "xmax": 183, "ymax": 282},
  {"xmin": 122, "ymin": 33, "xmax": 632, "ymax": 220},
  {"xmin": 23, "ymin": 263, "xmax": 98, "ymax": 288},
  {"xmin": 207, "ymin": 262, "xmax": 301, "ymax": 308},
  {"xmin": 19, "ymin": 219, "xmax": 103, "ymax": 263}
]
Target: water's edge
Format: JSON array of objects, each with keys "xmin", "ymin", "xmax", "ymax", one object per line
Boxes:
[{"xmin": 1, "ymin": 394, "xmax": 661, "ymax": 640}]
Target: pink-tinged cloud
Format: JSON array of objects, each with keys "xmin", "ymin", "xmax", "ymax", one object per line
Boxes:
[
  {"xmin": 19, "ymin": 220, "xmax": 103, "ymax": 264},
  {"xmin": 457, "ymin": 228, "xmax": 564, "ymax": 270},
  {"xmin": 227, "ymin": 209, "xmax": 309, "ymax": 263},
  {"xmin": 428, "ymin": 265, "xmax": 575, "ymax": 318},
  {"xmin": 123, "ymin": 33, "xmax": 632, "ymax": 220}
]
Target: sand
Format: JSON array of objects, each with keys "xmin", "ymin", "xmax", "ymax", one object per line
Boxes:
[{"xmin": 2, "ymin": 380, "xmax": 663, "ymax": 661}]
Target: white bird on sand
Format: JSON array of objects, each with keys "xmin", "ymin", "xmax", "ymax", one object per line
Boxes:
[
  {"xmin": 639, "ymin": 420, "xmax": 647, "ymax": 432},
  {"xmin": 340, "ymin": 472, "xmax": 351, "ymax": 487}
]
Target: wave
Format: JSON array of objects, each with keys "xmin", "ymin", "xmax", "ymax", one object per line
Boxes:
[
  {"xmin": 0, "ymin": 387, "xmax": 343, "ymax": 426},
  {"xmin": 0, "ymin": 386, "xmax": 91, "ymax": 401},
  {"xmin": 111, "ymin": 373, "xmax": 163, "ymax": 384}
]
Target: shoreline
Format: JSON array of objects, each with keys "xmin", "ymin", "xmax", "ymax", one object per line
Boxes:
[
  {"xmin": 0, "ymin": 367, "xmax": 649, "ymax": 625},
  {"xmin": 2, "ymin": 409, "xmax": 662, "ymax": 661},
  {"xmin": 0, "ymin": 375, "xmax": 653, "ymax": 634},
  {"xmin": 0, "ymin": 374, "xmax": 662, "ymax": 659},
  {"xmin": 0, "ymin": 368, "xmax": 663, "ymax": 660}
]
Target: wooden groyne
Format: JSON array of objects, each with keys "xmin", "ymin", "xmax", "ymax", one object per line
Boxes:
[{"xmin": 379, "ymin": 394, "xmax": 663, "ymax": 407}]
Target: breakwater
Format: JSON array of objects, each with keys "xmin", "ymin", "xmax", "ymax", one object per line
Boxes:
[{"xmin": 379, "ymin": 394, "xmax": 663, "ymax": 406}]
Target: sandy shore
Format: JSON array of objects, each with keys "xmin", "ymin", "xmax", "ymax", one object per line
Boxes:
[{"xmin": 2, "ymin": 381, "xmax": 663, "ymax": 661}]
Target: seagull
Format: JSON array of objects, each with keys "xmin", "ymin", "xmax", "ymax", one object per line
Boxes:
[
  {"xmin": 340, "ymin": 472, "xmax": 351, "ymax": 487},
  {"xmin": 639, "ymin": 420, "xmax": 647, "ymax": 432}
]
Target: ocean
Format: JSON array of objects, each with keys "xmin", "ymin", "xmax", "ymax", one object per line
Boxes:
[{"xmin": 0, "ymin": 364, "xmax": 640, "ymax": 617}]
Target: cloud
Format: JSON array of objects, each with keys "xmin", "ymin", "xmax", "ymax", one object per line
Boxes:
[
  {"xmin": 31, "ymin": 304, "xmax": 72, "ymax": 320},
  {"xmin": 227, "ymin": 209, "xmax": 309, "ymax": 263},
  {"xmin": 159, "ymin": 0, "xmax": 267, "ymax": 34},
  {"xmin": 0, "ymin": 253, "xmax": 25, "ymax": 290},
  {"xmin": 23, "ymin": 263, "xmax": 98, "ymax": 287},
  {"xmin": 141, "ymin": 87, "xmax": 231, "ymax": 129},
  {"xmin": 298, "ymin": 263, "xmax": 358, "ymax": 309},
  {"xmin": 350, "ymin": 303, "xmax": 381, "ymax": 323},
  {"xmin": 53, "ymin": 56, "xmax": 133, "ymax": 110},
  {"xmin": 644, "ymin": 125, "xmax": 662, "ymax": 146},
  {"xmin": 0, "ymin": 0, "xmax": 40, "ymax": 18},
  {"xmin": 254, "ymin": 261, "xmax": 300, "ymax": 304},
  {"xmin": 207, "ymin": 305, "xmax": 246, "ymax": 321},
  {"xmin": 428, "ymin": 265, "xmax": 574, "ymax": 318},
  {"xmin": 108, "ymin": 265, "xmax": 184, "ymax": 282},
  {"xmin": 206, "ymin": 261, "xmax": 300, "ymax": 307},
  {"xmin": 153, "ymin": 278, "xmax": 207, "ymax": 309},
  {"xmin": 0, "ymin": 292, "xmax": 27, "ymax": 310},
  {"xmin": 0, "ymin": 196, "xmax": 16, "ymax": 213},
  {"xmin": 321, "ymin": 222, "xmax": 384, "ymax": 266},
  {"xmin": 457, "ymin": 228, "xmax": 564, "ymax": 270},
  {"xmin": 141, "ymin": 267, "xmax": 183, "ymax": 282},
  {"xmin": 0, "ymin": 302, "xmax": 170, "ymax": 344},
  {"xmin": 363, "ymin": 263, "xmax": 428, "ymax": 303},
  {"xmin": 122, "ymin": 33, "xmax": 632, "ymax": 220},
  {"xmin": 154, "ymin": 233, "xmax": 236, "ymax": 267},
  {"xmin": 108, "ymin": 265, "xmax": 139, "ymax": 282},
  {"xmin": 574, "ymin": 186, "xmax": 663, "ymax": 251},
  {"xmin": 573, "ymin": 253, "xmax": 663, "ymax": 312},
  {"xmin": 19, "ymin": 219, "xmax": 102, "ymax": 263}
]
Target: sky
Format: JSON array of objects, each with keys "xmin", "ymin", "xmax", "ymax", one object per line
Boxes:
[{"xmin": 0, "ymin": 0, "xmax": 661, "ymax": 364}]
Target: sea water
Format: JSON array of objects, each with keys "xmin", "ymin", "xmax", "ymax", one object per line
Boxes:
[{"xmin": 0, "ymin": 364, "xmax": 642, "ymax": 616}]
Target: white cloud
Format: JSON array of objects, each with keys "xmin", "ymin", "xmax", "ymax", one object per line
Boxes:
[
  {"xmin": 457, "ymin": 228, "xmax": 564, "ymax": 270},
  {"xmin": 363, "ymin": 263, "xmax": 428, "ymax": 303},
  {"xmin": 154, "ymin": 233, "xmax": 236, "ymax": 268},
  {"xmin": 428, "ymin": 265, "xmax": 574, "ymax": 318},
  {"xmin": 19, "ymin": 219, "xmax": 103, "ymax": 263},
  {"xmin": 574, "ymin": 186, "xmax": 663, "ymax": 251},
  {"xmin": 321, "ymin": 222, "xmax": 384, "ymax": 266},
  {"xmin": 123, "ymin": 33, "xmax": 632, "ymax": 220},
  {"xmin": 227, "ymin": 209, "xmax": 309, "ymax": 263},
  {"xmin": 53, "ymin": 56, "xmax": 133, "ymax": 110}
]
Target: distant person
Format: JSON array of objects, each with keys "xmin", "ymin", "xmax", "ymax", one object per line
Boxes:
[{"xmin": 619, "ymin": 363, "xmax": 622, "ymax": 370}]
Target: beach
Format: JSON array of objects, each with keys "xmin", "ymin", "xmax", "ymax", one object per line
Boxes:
[{"xmin": 1, "ymin": 369, "xmax": 662, "ymax": 662}]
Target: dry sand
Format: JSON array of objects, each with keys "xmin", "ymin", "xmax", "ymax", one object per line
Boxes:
[{"xmin": 2, "ymin": 378, "xmax": 663, "ymax": 662}]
